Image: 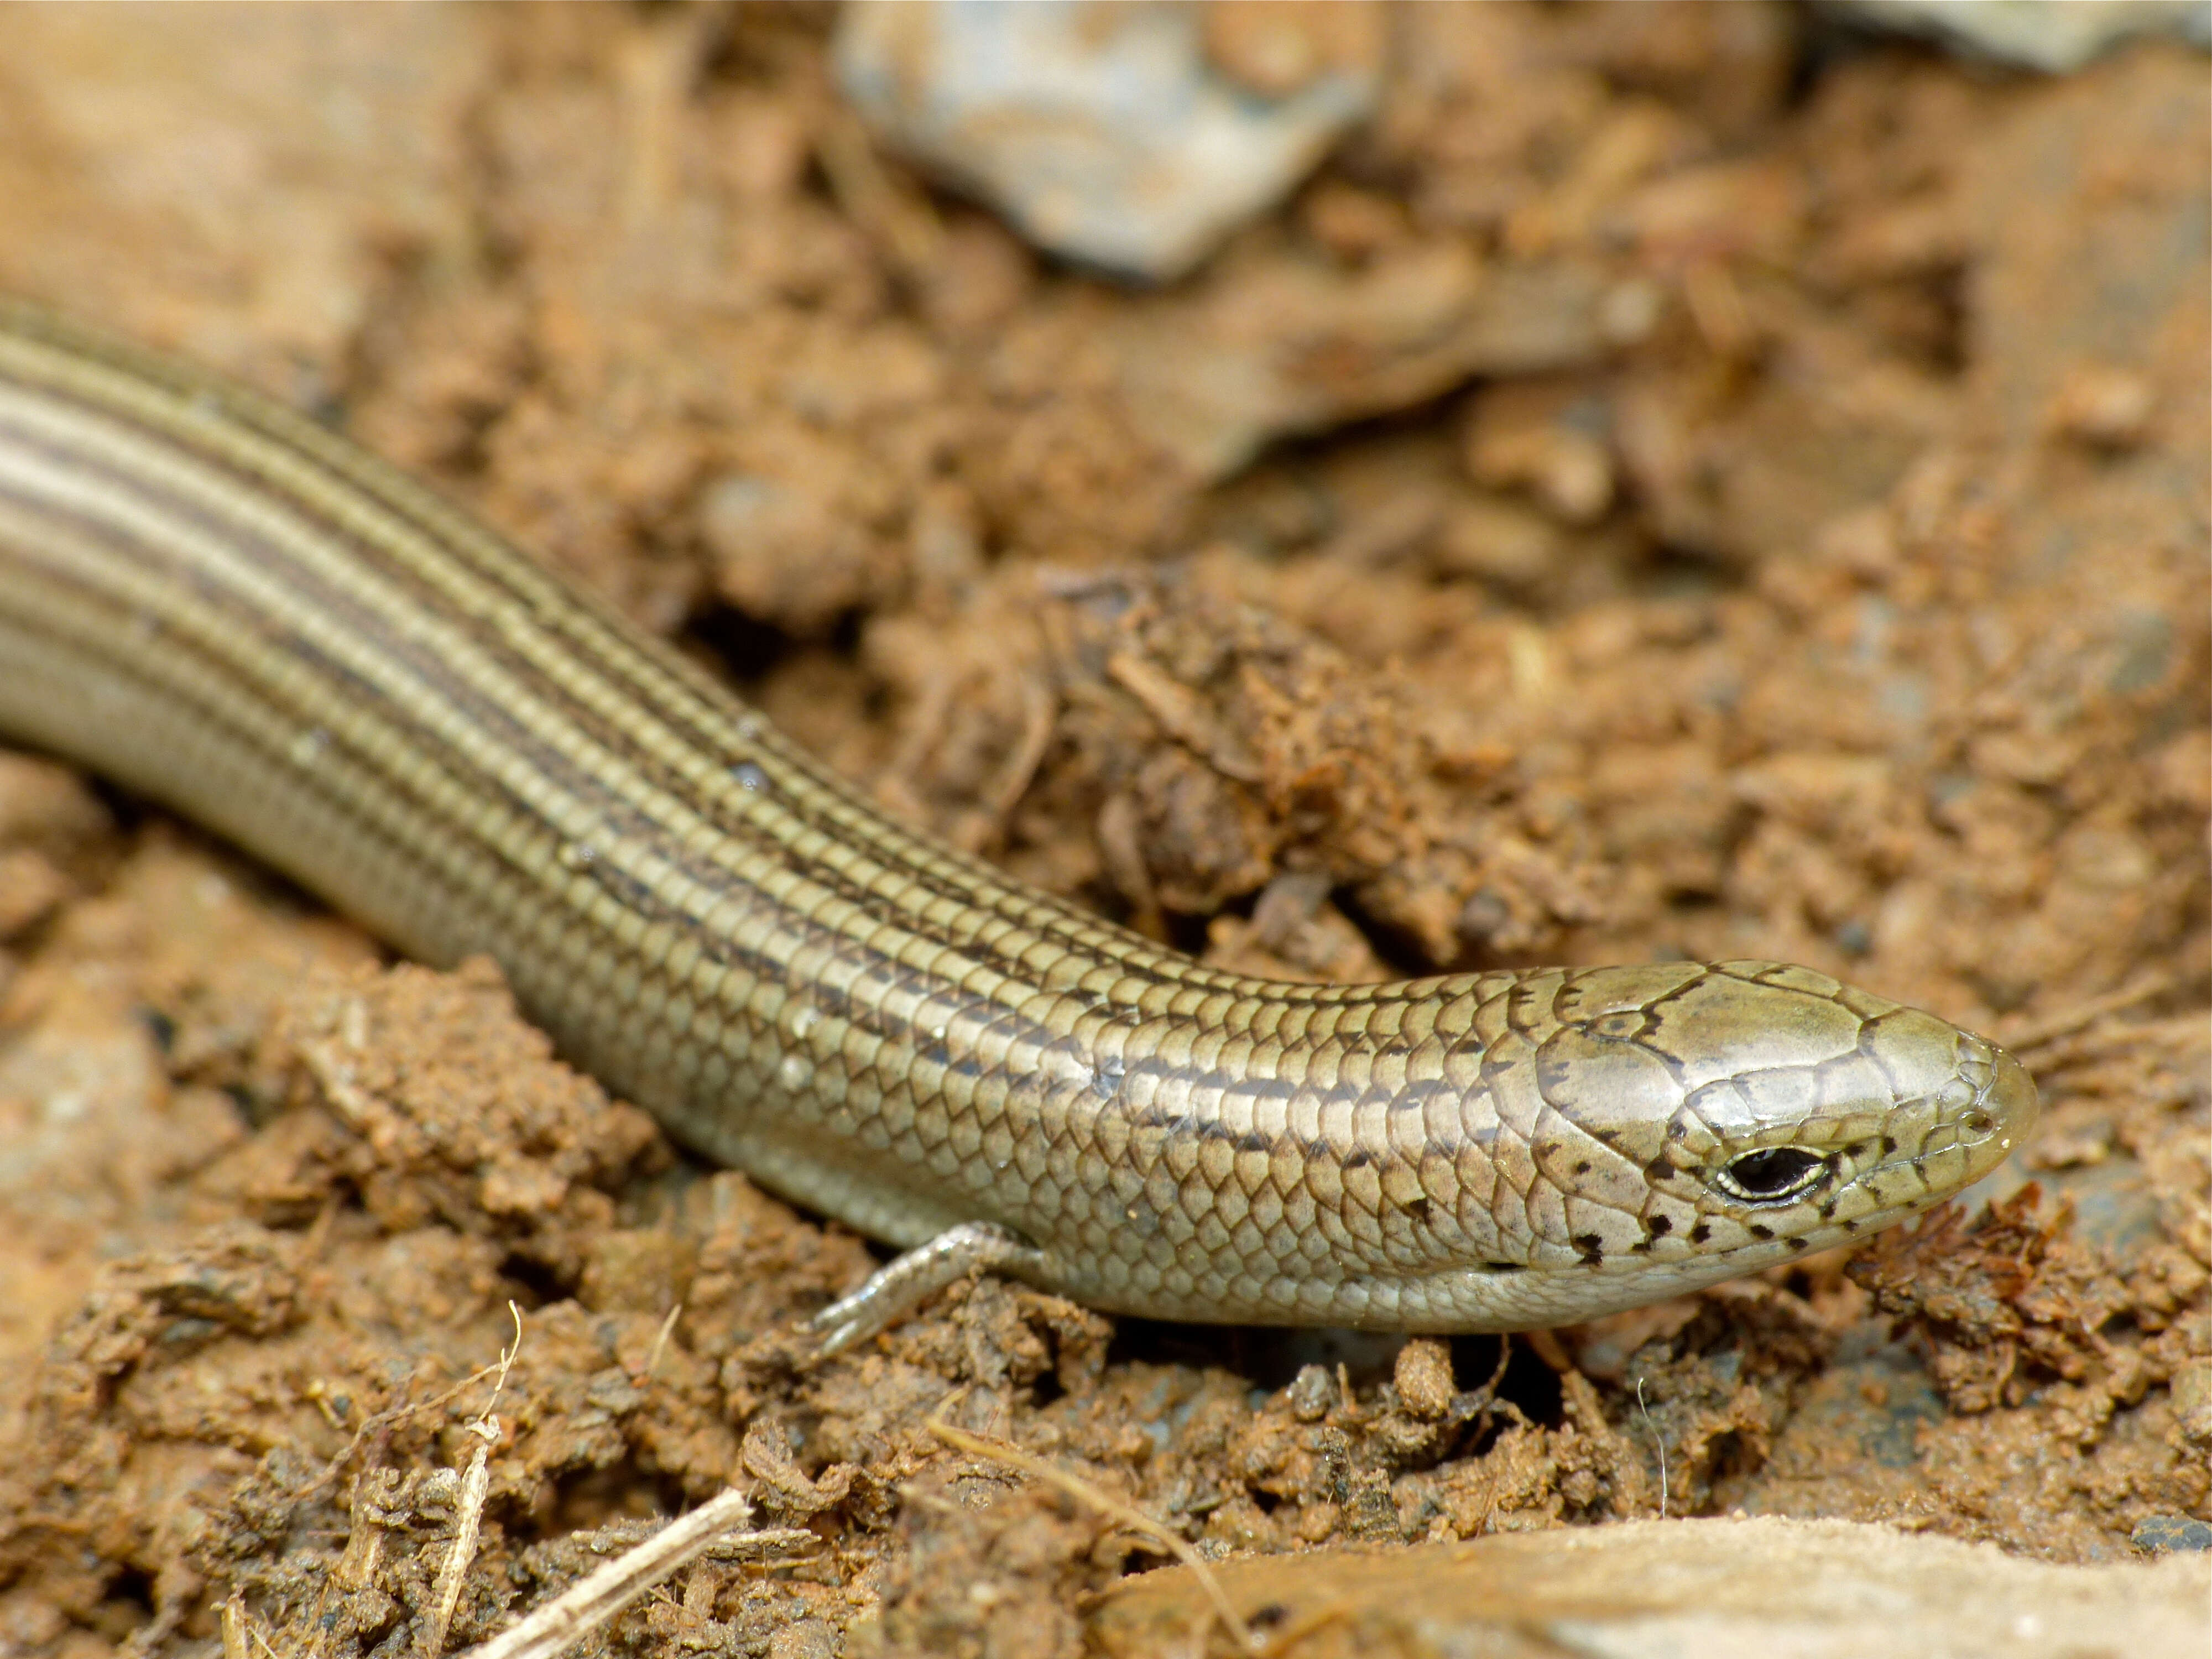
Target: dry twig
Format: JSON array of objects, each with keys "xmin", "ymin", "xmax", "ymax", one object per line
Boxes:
[
  {"xmin": 1636, "ymin": 1377, "xmax": 1668, "ymax": 1521},
  {"xmin": 421, "ymin": 1306, "xmax": 524, "ymax": 1658},
  {"xmin": 452, "ymin": 1489, "xmax": 760, "ymax": 1659},
  {"xmin": 293, "ymin": 1360, "xmax": 509, "ymax": 1501},
  {"xmin": 641, "ymin": 1302, "xmax": 684, "ymax": 1384}
]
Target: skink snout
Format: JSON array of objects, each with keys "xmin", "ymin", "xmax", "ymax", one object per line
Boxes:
[{"xmin": 1971, "ymin": 1044, "xmax": 2040, "ymax": 1157}]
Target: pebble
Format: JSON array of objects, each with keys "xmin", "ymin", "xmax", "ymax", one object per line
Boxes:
[
  {"xmin": 2131, "ymin": 1515, "xmax": 2212, "ymax": 1554},
  {"xmin": 1822, "ymin": 0, "xmax": 2209, "ymax": 72},
  {"xmin": 834, "ymin": 0, "xmax": 1379, "ymax": 281}
]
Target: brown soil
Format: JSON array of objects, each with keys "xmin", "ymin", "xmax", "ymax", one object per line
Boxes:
[{"xmin": 0, "ymin": 7, "xmax": 2204, "ymax": 1657}]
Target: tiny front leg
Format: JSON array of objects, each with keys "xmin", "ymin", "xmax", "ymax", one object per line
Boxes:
[{"xmin": 811, "ymin": 1221, "xmax": 1048, "ymax": 1354}]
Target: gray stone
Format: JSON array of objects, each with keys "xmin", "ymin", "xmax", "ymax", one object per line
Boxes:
[
  {"xmin": 1823, "ymin": 1, "xmax": 2209, "ymax": 73},
  {"xmin": 834, "ymin": 0, "xmax": 1378, "ymax": 281}
]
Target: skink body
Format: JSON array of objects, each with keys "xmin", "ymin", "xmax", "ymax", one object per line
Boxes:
[{"xmin": 0, "ymin": 304, "xmax": 2038, "ymax": 1345}]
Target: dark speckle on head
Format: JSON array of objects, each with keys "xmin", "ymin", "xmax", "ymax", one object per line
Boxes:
[
  {"xmin": 1786, "ymin": 1235, "xmax": 1808, "ymax": 1251},
  {"xmin": 1688, "ymin": 1220, "xmax": 1712, "ymax": 1245},
  {"xmin": 1881, "ymin": 1135, "xmax": 1898, "ymax": 1155},
  {"xmin": 1572, "ymin": 1233, "xmax": 1605, "ymax": 1264},
  {"xmin": 1482, "ymin": 1261, "xmax": 1525, "ymax": 1274},
  {"xmin": 1573, "ymin": 1158, "xmax": 1592, "ymax": 1176},
  {"xmin": 1647, "ymin": 1214, "xmax": 1673, "ymax": 1237},
  {"xmin": 1747, "ymin": 1222, "xmax": 1774, "ymax": 1240},
  {"xmin": 1404, "ymin": 1197, "xmax": 1431, "ymax": 1224}
]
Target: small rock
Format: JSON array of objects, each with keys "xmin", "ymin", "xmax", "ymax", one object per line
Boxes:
[
  {"xmin": 1286, "ymin": 1362, "xmax": 1337, "ymax": 1423},
  {"xmin": 834, "ymin": 0, "xmax": 1379, "ymax": 281},
  {"xmin": 1301, "ymin": 180, "xmax": 1413, "ymax": 263},
  {"xmin": 768, "ymin": 1619, "xmax": 841, "ymax": 1659},
  {"xmin": 2131, "ymin": 1515, "xmax": 2212, "ymax": 1554},
  {"xmin": 0, "ymin": 847, "xmax": 72, "ymax": 942},
  {"xmin": 2169, "ymin": 1357, "xmax": 2212, "ymax": 1447},
  {"xmin": 1821, "ymin": 0, "xmax": 2210, "ymax": 72},
  {"xmin": 1466, "ymin": 421, "xmax": 1614, "ymax": 527},
  {"xmin": 1812, "ymin": 504, "xmax": 1901, "ymax": 580},
  {"xmin": 0, "ymin": 752, "xmax": 113, "ymax": 853},
  {"xmin": 1393, "ymin": 1338, "xmax": 1455, "ymax": 1421},
  {"xmin": 2048, "ymin": 363, "xmax": 2157, "ymax": 450},
  {"xmin": 1203, "ymin": 1, "xmax": 1380, "ymax": 100},
  {"xmin": 1434, "ymin": 497, "xmax": 1562, "ymax": 588}
]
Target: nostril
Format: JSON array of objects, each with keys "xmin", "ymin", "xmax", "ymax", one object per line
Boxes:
[{"xmin": 1960, "ymin": 1107, "xmax": 1995, "ymax": 1136}]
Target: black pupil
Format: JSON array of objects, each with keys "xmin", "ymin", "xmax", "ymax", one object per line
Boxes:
[{"xmin": 1727, "ymin": 1148, "xmax": 1823, "ymax": 1198}]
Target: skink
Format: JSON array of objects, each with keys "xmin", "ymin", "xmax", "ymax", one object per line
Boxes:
[{"xmin": 0, "ymin": 303, "xmax": 2037, "ymax": 1349}]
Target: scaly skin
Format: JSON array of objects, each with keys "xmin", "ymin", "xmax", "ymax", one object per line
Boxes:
[{"xmin": 0, "ymin": 302, "xmax": 2038, "ymax": 1345}]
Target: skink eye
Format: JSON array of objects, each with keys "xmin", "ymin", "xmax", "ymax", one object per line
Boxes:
[{"xmin": 1712, "ymin": 1147, "xmax": 1828, "ymax": 1204}]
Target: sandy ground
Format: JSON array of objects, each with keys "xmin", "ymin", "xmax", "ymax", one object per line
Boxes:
[{"xmin": 0, "ymin": 6, "xmax": 2203, "ymax": 1656}]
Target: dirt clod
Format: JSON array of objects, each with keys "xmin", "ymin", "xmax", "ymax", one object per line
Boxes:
[{"xmin": 0, "ymin": 7, "xmax": 2203, "ymax": 1655}]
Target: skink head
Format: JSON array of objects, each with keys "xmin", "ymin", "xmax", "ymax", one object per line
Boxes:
[
  {"xmin": 1583, "ymin": 960, "xmax": 2038, "ymax": 1249},
  {"xmin": 1392, "ymin": 959, "xmax": 2038, "ymax": 1331}
]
